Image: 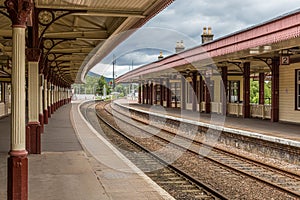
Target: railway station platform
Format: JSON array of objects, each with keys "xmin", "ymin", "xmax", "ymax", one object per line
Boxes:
[
  {"xmin": 113, "ymin": 99, "xmax": 300, "ymax": 166},
  {"xmin": 120, "ymin": 100, "xmax": 300, "ymax": 144},
  {"xmin": 0, "ymin": 101, "xmax": 174, "ymax": 200}
]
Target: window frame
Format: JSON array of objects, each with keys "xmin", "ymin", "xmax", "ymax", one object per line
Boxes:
[
  {"xmin": 296, "ymin": 70, "xmax": 300, "ymax": 110},
  {"xmin": 0, "ymin": 83, "xmax": 3, "ymax": 103}
]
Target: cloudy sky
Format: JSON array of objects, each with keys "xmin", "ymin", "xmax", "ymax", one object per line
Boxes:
[{"xmin": 90, "ymin": 0, "xmax": 300, "ymax": 78}]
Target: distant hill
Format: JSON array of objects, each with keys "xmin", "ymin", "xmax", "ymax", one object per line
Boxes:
[
  {"xmin": 87, "ymin": 71, "xmax": 100, "ymax": 77},
  {"xmin": 87, "ymin": 71, "xmax": 113, "ymax": 83}
]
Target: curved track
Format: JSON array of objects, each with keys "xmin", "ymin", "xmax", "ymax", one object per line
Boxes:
[
  {"xmin": 106, "ymin": 101, "xmax": 300, "ymax": 199},
  {"xmin": 81, "ymin": 101, "xmax": 228, "ymax": 200}
]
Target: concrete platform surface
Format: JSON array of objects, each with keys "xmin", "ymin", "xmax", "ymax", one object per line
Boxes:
[{"xmin": 0, "ymin": 102, "xmax": 174, "ymax": 200}]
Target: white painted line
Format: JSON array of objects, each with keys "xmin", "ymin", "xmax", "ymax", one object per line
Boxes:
[{"xmin": 72, "ymin": 101, "xmax": 175, "ymax": 200}]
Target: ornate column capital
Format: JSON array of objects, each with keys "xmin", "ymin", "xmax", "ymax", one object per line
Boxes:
[
  {"xmin": 5, "ymin": 0, "xmax": 33, "ymax": 27},
  {"xmin": 26, "ymin": 48, "xmax": 41, "ymax": 62}
]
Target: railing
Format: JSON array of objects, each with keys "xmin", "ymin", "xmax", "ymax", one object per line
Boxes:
[
  {"xmin": 175, "ymin": 101, "xmax": 271, "ymax": 120},
  {"xmin": 227, "ymin": 103, "xmax": 243, "ymax": 117},
  {"xmin": 227, "ymin": 103, "xmax": 271, "ymax": 119},
  {"xmin": 186, "ymin": 103, "xmax": 193, "ymax": 110},
  {"xmin": 163, "ymin": 101, "xmax": 167, "ymax": 107},
  {"xmin": 171, "ymin": 101, "xmax": 181, "ymax": 108},
  {"xmin": 211, "ymin": 102, "xmax": 222, "ymax": 114},
  {"xmin": 0, "ymin": 102, "xmax": 10, "ymax": 117},
  {"xmin": 6, "ymin": 102, "xmax": 11, "ymax": 114},
  {"xmin": 200, "ymin": 102, "xmax": 206, "ymax": 112},
  {"xmin": 250, "ymin": 104, "xmax": 271, "ymax": 119},
  {"xmin": 264, "ymin": 105, "xmax": 271, "ymax": 119}
]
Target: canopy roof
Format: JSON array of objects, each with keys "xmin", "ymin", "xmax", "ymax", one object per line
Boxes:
[{"xmin": 0, "ymin": 0, "xmax": 174, "ymax": 84}]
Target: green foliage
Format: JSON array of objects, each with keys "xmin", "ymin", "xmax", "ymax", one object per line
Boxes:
[
  {"xmin": 264, "ymin": 81, "xmax": 271, "ymax": 104},
  {"xmin": 114, "ymin": 83, "xmax": 138, "ymax": 97},
  {"xmin": 114, "ymin": 84, "xmax": 127, "ymax": 96},
  {"xmin": 97, "ymin": 76, "xmax": 111, "ymax": 96},
  {"xmin": 250, "ymin": 80, "xmax": 259, "ymax": 104},
  {"xmin": 72, "ymin": 74, "xmax": 111, "ymax": 96},
  {"xmin": 250, "ymin": 80, "xmax": 271, "ymax": 104}
]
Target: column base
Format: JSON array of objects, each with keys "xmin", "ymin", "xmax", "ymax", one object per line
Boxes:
[
  {"xmin": 39, "ymin": 113, "xmax": 44, "ymax": 133},
  {"xmin": 8, "ymin": 150, "xmax": 28, "ymax": 200},
  {"xmin": 51, "ymin": 104, "xmax": 54, "ymax": 114},
  {"xmin": 271, "ymin": 109, "xmax": 279, "ymax": 122},
  {"xmin": 243, "ymin": 105, "xmax": 250, "ymax": 118},
  {"xmin": 47, "ymin": 106, "xmax": 51, "ymax": 118},
  {"xmin": 205, "ymin": 103, "xmax": 211, "ymax": 114},
  {"xmin": 26, "ymin": 122, "xmax": 41, "ymax": 154},
  {"xmin": 44, "ymin": 109, "xmax": 49, "ymax": 124}
]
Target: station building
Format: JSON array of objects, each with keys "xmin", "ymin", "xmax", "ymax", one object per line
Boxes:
[{"xmin": 117, "ymin": 9, "xmax": 300, "ymax": 124}]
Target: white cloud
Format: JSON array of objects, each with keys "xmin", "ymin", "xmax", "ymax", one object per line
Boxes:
[{"xmin": 90, "ymin": 0, "xmax": 300, "ymax": 77}]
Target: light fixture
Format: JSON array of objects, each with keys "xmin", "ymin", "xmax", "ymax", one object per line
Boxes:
[{"xmin": 281, "ymin": 49, "xmax": 289, "ymax": 55}]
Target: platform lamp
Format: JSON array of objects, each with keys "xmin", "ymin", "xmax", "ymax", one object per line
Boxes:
[{"xmin": 185, "ymin": 68, "xmax": 191, "ymax": 77}]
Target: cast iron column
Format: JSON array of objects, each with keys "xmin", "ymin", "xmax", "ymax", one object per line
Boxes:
[
  {"xmin": 199, "ymin": 75, "xmax": 203, "ymax": 111},
  {"xmin": 48, "ymin": 81, "xmax": 52, "ymax": 116},
  {"xmin": 192, "ymin": 72, "xmax": 197, "ymax": 112},
  {"xmin": 27, "ymin": 6, "xmax": 44, "ymax": 135},
  {"xmin": 160, "ymin": 79, "xmax": 164, "ymax": 106},
  {"xmin": 259, "ymin": 72, "xmax": 265, "ymax": 105},
  {"xmin": 271, "ymin": 58, "xmax": 280, "ymax": 122},
  {"xmin": 5, "ymin": 0, "xmax": 33, "ymax": 199},
  {"xmin": 243, "ymin": 62, "xmax": 251, "ymax": 118},
  {"xmin": 142, "ymin": 83, "xmax": 145, "ymax": 104},
  {"xmin": 205, "ymin": 77, "xmax": 211, "ymax": 113},
  {"xmin": 221, "ymin": 67, "xmax": 228, "ymax": 115},
  {"xmin": 138, "ymin": 82, "xmax": 141, "ymax": 104},
  {"xmin": 44, "ymin": 78, "xmax": 48, "ymax": 124},
  {"xmin": 26, "ymin": 48, "xmax": 41, "ymax": 154},
  {"xmin": 181, "ymin": 76, "xmax": 186, "ymax": 110},
  {"xmin": 39, "ymin": 74, "xmax": 44, "ymax": 132},
  {"xmin": 153, "ymin": 82, "xmax": 157, "ymax": 105},
  {"xmin": 146, "ymin": 82, "xmax": 149, "ymax": 104},
  {"xmin": 150, "ymin": 81, "xmax": 153, "ymax": 105},
  {"xmin": 166, "ymin": 79, "xmax": 171, "ymax": 108},
  {"xmin": 174, "ymin": 82, "xmax": 178, "ymax": 108}
]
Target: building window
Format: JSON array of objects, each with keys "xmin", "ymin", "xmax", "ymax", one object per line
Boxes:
[
  {"xmin": 0, "ymin": 83, "xmax": 2, "ymax": 102},
  {"xmin": 171, "ymin": 82, "xmax": 180, "ymax": 102},
  {"xmin": 297, "ymin": 70, "xmax": 300, "ymax": 110}
]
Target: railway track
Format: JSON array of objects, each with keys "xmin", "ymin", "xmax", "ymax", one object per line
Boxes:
[
  {"xmin": 106, "ymin": 101, "xmax": 300, "ymax": 199},
  {"xmin": 81, "ymin": 101, "xmax": 228, "ymax": 200}
]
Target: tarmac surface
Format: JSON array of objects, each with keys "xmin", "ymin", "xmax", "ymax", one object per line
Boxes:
[{"xmin": 0, "ymin": 101, "xmax": 174, "ymax": 200}]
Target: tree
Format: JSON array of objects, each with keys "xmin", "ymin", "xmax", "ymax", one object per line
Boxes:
[
  {"xmin": 114, "ymin": 84, "xmax": 127, "ymax": 97},
  {"xmin": 97, "ymin": 76, "xmax": 110, "ymax": 96},
  {"xmin": 264, "ymin": 81, "xmax": 271, "ymax": 104},
  {"xmin": 250, "ymin": 80, "xmax": 259, "ymax": 104},
  {"xmin": 250, "ymin": 80, "xmax": 271, "ymax": 104}
]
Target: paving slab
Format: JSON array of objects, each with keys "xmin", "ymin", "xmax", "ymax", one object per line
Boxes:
[{"xmin": 0, "ymin": 102, "xmax": 174, "ymax": 200}]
